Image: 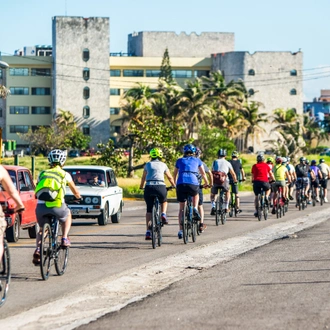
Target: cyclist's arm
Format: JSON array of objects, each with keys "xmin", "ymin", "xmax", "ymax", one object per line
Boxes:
[
  {"xmin": 206, "ymin": 170, "xmax": 213, "ymax": 186},
  {"xmin": 198, "ymin": 165, "xmax": 209, "ymax": 186},
  {"xmin": 139, "ymin": 170, "xmax": 147, "ymax": 189},
  {"xmin": 165, "ymin": 170, "xmax": 176, "ymax": 187},
  {"xmin": 285, "ymin": 170, "xmax": 291, "ymax": 183},
  {"xmin": 229, "ymin": 168, "xmax": 237, "ymax": 182},
  {"xmin": 269, "ymin": 170, "xmax": 275, "ymax": 182},
  {"xmin": 240, "ymin": 168, "xmax": 246, "ymax": 181},
  {"xmin": 173, "ymin": 167, "xmax": 178, "ymax": 184},
  {"xmin": 68, "ymin": 181, "xmax": 81, "ymax": 199}
]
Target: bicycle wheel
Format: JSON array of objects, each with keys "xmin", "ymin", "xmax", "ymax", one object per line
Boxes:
[
  {"xmin": 228, "ymin": 194, "xmax": 234, "ymax": 217},
  {"xmin": 276, "ymin": 196, "xmax": 281, "ymax": 219},
  {"xmin": 263, "ymin": 203, "xmax": 268, "ymax": 220},
  {"xmin": 215, "ymin": 196, "xmax": 220, "ymax": 226},
  {"xmin": 55, "ymin": 225, "xmax": 69, "ymax": 276},
  {"xmin": 312, "ymin": 189, "xmax": 316, "ymax": 207},
  {"xmin": 191, "ymin": 219, "xmax": 197, "ymax": 242},
  {"xmin": 221, "ymin": 211, "xmax": 227, "ymax": 225},
  {"xmin": 320, "ymin": 188, "xmax": 324, "ymax": 206},
  {"xmin": 40, "ymin": 223, "xmax": 52, "ymax": 280},
  {"xmin": 151, "ymin": 203, "xmax": 157, "ymax": 249},
  {"xmin": 0, "ymin": 240, "xmax": 10, "ymax": 307},
  {"xmin": 196, "ymin": 219, "xmax": 201, "ymax": 236},
  {"xmin": 257, "ymin": 194, "xmax": 262, "ymax": 221},
  {"xmin": 182, "ymin": 205, "xmax": 189, "ymax": 244}
]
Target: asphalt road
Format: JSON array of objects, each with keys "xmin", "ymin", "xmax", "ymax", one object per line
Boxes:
[{"xmin": 1, "ymin": 192, "xmax": 330, "ymax": 329}]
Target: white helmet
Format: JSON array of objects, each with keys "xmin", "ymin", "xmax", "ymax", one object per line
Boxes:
[{"xmin": 48, "ymin": 149, "xmax": 67, "ymax": 166}]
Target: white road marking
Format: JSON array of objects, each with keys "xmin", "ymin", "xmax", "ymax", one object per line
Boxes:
[{"xmin": 2, "ymin": 208, "xmax": 329, "ymax": 330}]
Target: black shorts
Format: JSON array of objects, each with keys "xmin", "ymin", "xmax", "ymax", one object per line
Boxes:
[
  {"xmin": 229, "ymin": 181, "xmax": 238, "ymax": 195},
  {"xmin": 320, "ymin": 179, "xmax": 328, "ymax": 189},
  {"xmin": 144, "ymin": 185, "xmax": 167, "ymax": 213},
  {"xmin": 253, "ymin": 181, "xmax": 270, "ymax": 196},
  {"xmin": 198, "ymin": 188, "xmax": 204, "ymax": 206},
  {"xmin": 311, "ymin": 179, "xmax": 320, "ymax": 188},
  {"xmin": 176, "ymin": 184, "xmax": 199, "ymax": 203},
  {"xmin": 296, "ymin": 177, "xmax": 309, "ymax": 190}
]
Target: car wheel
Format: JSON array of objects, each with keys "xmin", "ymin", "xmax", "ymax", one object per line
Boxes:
[
  {"xmin": 28, "ymin": 222, "xmax": 39, "ymax": 239},
  {"xmin": 98, "ymin": 202, "xmax": 109, "ymax": 226},
  {"xmin": 111, "ymin": 202, "xmax": 122, "ymax": 224},
  {"xmin": 6, "ymin": 214, "xmax": 20, "ymax": 242}
]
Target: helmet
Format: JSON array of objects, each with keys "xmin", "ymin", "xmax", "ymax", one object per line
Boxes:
[
  {"xmin": 300, "ymin": 157, "xmax": 306, "ymax": 162},
  {"xmin": 275, "ymin": 157, "xmax": 282, "ymax": 164},
  {"xmin": 306, "ymin": 159, "xmax": 310, "ymax": 165},
  {"xmin": 282, "ymin": 157, "xmax": 288, "ymax": 164},
  {"xmin": 320, "ymin": 158, "xmax": 325, "ymax": 163},
  {"xmin": 183, "ymin": 144, "xmax": 196, "ymax": 155},
  {"xmin": 149, "ymin": 148, "xmax": 162, "ymax": 159},
  {"xmin": 257, "ymin": 154, "xmax": 264, "ymax": 162},
  {"xmin": 195, "ymin": 147, "xmax": 202, "ymax": 158},
  {"xmin": 266, "ymin": 157, "xmax": 274, "ymax": 163},
  {"xmin": 232, "ymin": 151, "xmax": 239, "ymax": 158},
  {"xmin": 218, "ymin": 149, "xmax": 227, "ymax": 157},
  {"xmin": 311, "ymin": 159, "xmax": 317, "ymax": 165},
  {"xmin": 287, "ymin": 157, "xmax": 291, "ymax": 162},
  {"xmin": 48, "ymin": 149, "xmax": 67, "ymax": 166}
]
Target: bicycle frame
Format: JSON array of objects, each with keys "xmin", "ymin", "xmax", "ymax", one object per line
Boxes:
[
  {"xmin": 0, "ymin": 238, "xmax": 10, "ymax": 307},
  {"xmin": 215, "ymin": 187, "xmax": 227, "ymax": 225}
]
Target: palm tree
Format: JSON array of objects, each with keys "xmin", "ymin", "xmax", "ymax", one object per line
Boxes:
[
  {"xmin": 303, "ymin": 114, "xmax": 329, "ymax": 149},
  {"xmin": 0, "ymin": 85, "xmax": 10, "ymax": 99}
]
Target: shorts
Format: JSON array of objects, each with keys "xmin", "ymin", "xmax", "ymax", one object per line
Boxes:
[
  {"xmin": 272, "ymin": 181, "xmax": 286, "ymax": 193},
  {"xmin": 311, "ymin": 179, "xmax": 320, "ymax": 188},
  {"xmin": 211, "ymin": 181, "xmax": 229, "ymax": 194},
  {"xmin": 144, "ymin": 185, "xmax": 167, "ymax": 213},
  {"xmin": 198, "ymin": 188, "xmax": 204, "ymax": 206},
  {"xmin": 36, "ymin": 203, "xmax": 70, "ymax": 227},
  {"xmin": 296, "ymin": 177, "xmax": 309, "ymax": 190},
  {"xmin": 320, "ymin": 179, "xmax": 328, "ymax": 189},
  {"xmin": 253, "ymin": 181, "xmax": 270, "ymax": 196},
  {"xmin": 0, "ymin": 217, "xmax": 6, "ymax": 236},
  {"xmin": 229, "ymin": 181, "xmax": 238, "ymax": 195},
  {"xmin": 176, "ymin": 184, "xmax": 199, "ymax": 203}
]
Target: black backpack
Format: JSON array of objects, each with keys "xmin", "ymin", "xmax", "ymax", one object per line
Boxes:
[{"xmin": 295, "ymin": 164, "xmax": 308, "ymax": 178}]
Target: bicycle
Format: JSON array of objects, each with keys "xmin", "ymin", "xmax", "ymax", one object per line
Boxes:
[
  {"xmin": 296, "ymin": 179, "xmax": 307, "ymax": 211},
  {"xmin": 40, "ymin": 215, "xmax": 69, "ymax": 280},
  {"xmin": 273, "ymin": 185, "xmax": 285, "ymax": 218},
  {"xmin": 228, "ymin": 185, "xmax": 237, "ymax": 218},
  {"xmin": 256, "ymin": 187, "xmax": 268, "ymax": 221},
  {"xmin": 319, "ymin": 180, "xmax": 325, "ymax": 206},
  {"xmin": 311, "ymin": 184, "xmax": 317, "ymax": 207},
  {"xmin": 0, "ymin": 238, "xmax": 10, "ymax": 307},
  {"xmin": 215, "ymin": 186, "xmax": 227, "ymax": 226},
  {"xmin": 150, "ymin": 187, "xmax": 173, "ymax": 249}
]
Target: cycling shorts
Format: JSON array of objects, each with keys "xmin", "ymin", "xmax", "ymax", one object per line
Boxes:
[
  {"xmin": 229, "ymin": 181, "xmax": 238, "ymax": 195},
  {"xmin": 320, "ymin": 179, "xmax": 328, "ymax": 189},
  {"xmin": 211, "ymin": 181, "xmax": 229, "ymax": 194},
  {"xmin": 144, "ymin": 185, "xmax": 167, "ymax": 213},
  {"xmin": 295, "ymin": 177, "xmax": 309, "ymax": 190},
  {"xmin": 176, "ymin": 184, "xmax": 199, "ymax": 203},
  {"xmin": 36, "ymin": 203, "xmax": 70, "ymax": 227},
  {"xmin": 253, "ymin": 181, "xmax": 270, "ymax": 196},
  {"xmin": 311, "ymin": 179, "xmax": 320, "ymax": 188}
]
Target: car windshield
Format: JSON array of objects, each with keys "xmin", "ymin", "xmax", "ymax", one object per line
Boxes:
[
  {"xmin": 65, "ymin": 169, "xmax": 105, "ymax": 186},
  {"xmin": 0, "ymin": 170, "xmax": 17, "ymax": 191}
]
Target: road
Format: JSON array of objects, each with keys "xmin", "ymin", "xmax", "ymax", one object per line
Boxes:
[{"xmin": 1, "ymin": 193, "xmax": 330, "ymax": 329}]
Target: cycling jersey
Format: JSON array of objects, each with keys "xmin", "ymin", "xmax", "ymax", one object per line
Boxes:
[
  {"xmin": 144, "ymin": 159, "xmax": 168, "ymax": 185},
  {"xmin": 175, "ymin": 156, "xmax": 202, "ymax": 185},
  {"xmin": 272, "ymin": 164, "xmax": 287, "ymax": 181},
  {"xmin": 251, "ymin": 162, "xmax": 271, "ymax": 182}
]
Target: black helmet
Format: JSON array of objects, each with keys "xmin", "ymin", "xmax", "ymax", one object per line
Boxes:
[
  {"xmin": 218, "ymin": 149, "xmax": 226, "ymax": 157},
  {"xmin": 311, "ymin": 159, "xmax": 317, "ymax": 165},
  {"xmin": 299, "ymin": 157, "xmax": 306, "ymax": 162},
  {"xmin": 257, "ymin": 154, "xmax": 264, "ymax": 162},
  {"xmin": 320, "ymin": 158, "xmax": 325, "ymax": 163}
]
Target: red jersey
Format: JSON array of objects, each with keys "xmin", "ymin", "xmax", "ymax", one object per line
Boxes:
[{"xmin": 251, "ymin": 162, "xmax": 271, "ymax": 181}]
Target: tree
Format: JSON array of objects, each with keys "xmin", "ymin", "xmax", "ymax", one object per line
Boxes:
[
  {"xmin": 159, "ymin": 48, "xmax": 173, "ymax": 84},
  {"xmin": 0, "ymin": 85, "xmax": 10, "ymax": 99}
]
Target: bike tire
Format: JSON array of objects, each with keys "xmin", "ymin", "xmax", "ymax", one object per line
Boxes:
[
  {"xmin": 192, "ymin": 219, "xmax": 197, "ymax": 242},
  {"xmin": 0, "ymin": 240, "xmax": 10, "ymax": 307},
  {"xmin": 229, "ymin": 195, "xmax": 234, "ymax": 217},
  {"xmin": 196, "ymin": 219, "xmax": 201, "ymax": 236},
  {"xmin": 182, "ymin": 205, "xmax": 189, "ymax": 244},
  {"xmin": 312, "ymin": 190, "xmax": 316, "ymax": 207},
  {"xmin": 55, "ymin": 225, "xmax": 69, "ymax": 276},
  {"xmin": 263, "ymin": 204, "xmax": 268, "ymax": 220},
  {"xmin": 215, "ymin": 196, "xmax": 220, "ymax": 226},
  {"xmin": 257, "ymin": 194, "xmax": 262, "ymax": 221},
  {"xmin": 151, "ymin": 204, "xmax": 157, "ymax": 249},
  {"xmin": 320, "ymin": 188, "xmax": 324, "ymax": 206},
  {"xmin": 157, "ymin": 222, "xmax": 162, "ymax": 247},
  {"xmin": 40, "ymin": 223, "xmax": 52, "ymax": 281},
  {"xmin": 221, "ymin": 211, "xmax": 227, "ymax": 225}
]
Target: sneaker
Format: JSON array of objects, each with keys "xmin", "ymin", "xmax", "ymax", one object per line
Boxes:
[
  {"xmin": 254, "ymin": 211, "xmax": 258, "ymax": 217},
  {"xmin": 325, "ymin": 197, "xmax": 328, "ymax": 203},
  {"xmin": 32, "ymin": 250, "xmax": 40, "ymax": 266},
  {"xmin": 210, "ymin": 207, "xmax": 216, "ymax": 215},
  {"xmin": 145, "ymin": 230, "xmax": 152, "ymax": 240},
  {"xmin": 178, "ymin": 230, "xmax": 183, "ymax": 239},
  {"xmin": 61, "ymin": 237, "xmax": 71, "ymax": 247},
  {"xmin": 161, "ymin": 213, "xmax": 168, "ymax": 225},
  {"xmin": 271, "ymin": 208, "xmax": 276, "ymax": 214},
  {"xmin": 193, "ymin": 208, "xmax": 201, "ymax": 221},
  {"xmin": 236, "ymin": 208, "xmax": 242, "ymax": 214},
  {"xmin": 307, "ymin": 200, "xmax": 312, "ymax": 205},
  {"xmin": 289, "ymin": 195, "xmax": 294, "ymax": 200},
  {"xmin": 316, "ymin": 197, "xmax": 320, "ymax": 202},
  {"xmin": 199, "ymin": 223, "xmax": 207, "ymax": 233}
]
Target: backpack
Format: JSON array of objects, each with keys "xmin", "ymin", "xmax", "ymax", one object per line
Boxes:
[
  {"xmin": 212, "ymin": 170, "xmax": 227, "ymax": 185},
  {"xmin": 35, "ymin": 168, "xmax": 66, "ymax": 202},
  {"xmin": 295, "ymin": 164, "xmax": 308, "ymax": 178}
]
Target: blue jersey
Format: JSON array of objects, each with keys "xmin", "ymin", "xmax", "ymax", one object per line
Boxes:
[{"xmin": 175, "ymin": 156, "xmax": 202, "ymax": 185}]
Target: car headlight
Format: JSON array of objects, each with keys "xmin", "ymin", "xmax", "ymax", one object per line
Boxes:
[
  {"xmin": 92, "ymin": 197, "xmax": 99, "ymax": 204},
  {"xmin": 85, "ymin": 197, "xmax": 91, "ymax": 204}
]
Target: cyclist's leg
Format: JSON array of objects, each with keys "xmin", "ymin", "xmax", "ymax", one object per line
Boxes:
[
  {"xmin": 253, "ymin": 182, "xmax": 260, "ymax": 216},
  {"xmin": 0, "ymin": 218, "xmax": 6, "ymax": 263},
  {"xmin": 143, "ymin": 186, "xmax": 153, "ymax": 239},
  {"xmin": 210, "ymin": 188, "xmax": 217, "ymax": 212},
  {"xmin": 155, "ymin": 185, "xmax": 168, "ymax": 224},
  {"xmin": 197, "ymin": 188, "xmax": 207, "ymax": 232},
  {"xmin": 176, "ymin": 184, "xmax": 187, "ymax": 238}
]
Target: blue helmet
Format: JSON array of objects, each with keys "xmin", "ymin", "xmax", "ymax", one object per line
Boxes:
[{"xmin": 183, "ymin": 144, "xmax": 196, "ymax": 155}]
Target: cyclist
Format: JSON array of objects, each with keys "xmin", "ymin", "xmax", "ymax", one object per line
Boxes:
[
  {"xmin": 266, "ymin": 157, "xmax": 274, "ymax": 170},
  {"xmin": 271, "ymin": 157, "xmax": 291, "ymax": 214},
  {"xmin": 210, "ymin": 149, "xmax": 237, "ymax": 215},
  {"xmin": 139, "ymin": 148, "xmax": 176, "ymax": 240},
  {"xmin": 318, "ymin": 158, "xmax": 330, "ymax": 202},
  {"xmin": 251, "ymin": 154, "xmax": 275, "ymax": 217},
  {"xmin": 286, "ymin": 157, "xmax": 296, "ymax": 200},
  {"xmin": 173, "ymin": 144, "xmax": 209, "ymax": 239},
  {"xmin": 195, "ymin": 147, "xmax": 213, "ymax": 233},
  {"xmin": 228, "ymin": 151, "xmax": 246, "ymax": 213},
  {"xmin": 266, "ymin": 157, "xmax": 275, "ymax": 206},
  {"xmin": 33, "ymin": 149, "xmax": 81, "ymax": 266},
  {"xmin": 0, "ymin": 166, "xmax": 25, "ymax": 263},
  {"xmin": 295, "ymin": 157, "xmax": 315, "ymax": 207},
  {"xmin": 310, "ymin": 159, "xmax": 322, "ymax": 202}
]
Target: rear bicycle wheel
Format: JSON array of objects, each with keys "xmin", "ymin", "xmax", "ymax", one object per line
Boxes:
[
  {"xmin": 40, "ymin": 223, "xmax": 52, "ymax": 281},
  {"xmin": 192, "ymin": 219, "xmax": 197, "ymax": 242},
  {"xmin": 182, "ymin": 205, "xmax": 189, "ymax": 244},
  {"xmin": 263, "ymin": 204, "xmax": 268, "ymax": 220},
  {"xmin": 312, "ymin": 188, "xmax": 316, "ymax": 207},
  {"xmin": 0, "ymin": 240, "xmax": 10, "ymax": 307},
  {"xmin": 320, "ymin": 188, "xmax": 324, "ymax": 206},
  {"xmin": 229, "ymin": 194, "xmax": 234, "ymax": 217},
  {"xmin": 151, "ymin": 203, "xmax": 158, "ymax": 249},
  {"xmin": 215, "ymin": 196, "xmax": 220, "ymax": 226},
  {"xmin": 257, "ymin": 194, "xmax": 262, "ymax": 221},
  {"xmin": 55, "ymin": 225, "xmax": 69, "ymax": 276}
]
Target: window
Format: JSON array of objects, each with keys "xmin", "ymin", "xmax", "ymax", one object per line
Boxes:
[
  {"xmin": 31, "ymin": 68, "xmax": 51, "ymax": 76},
  {"xmin": 146, "ymin": 70, "xmax": 161, "ymax": 77},
  {"xmin": 83, "ymin": 106, "xmax": 90, "ymax": 118},
  {"xmin": 9, "ymin": 87, "xmax": 29, "ymax": 95},
  {"xmin": 9, "ymin": 68, "xmax": 29, "ymax": 76},
  {"xmin": 194, "ymin": 70, "xmax": 210, "ymax": 78},
  {"xmin": 172, "ymin": 70, "xmax": 192, "ymax": 78},
  {"xmin": 0, "ymin": 108, "xmax": 2, "ymax": 117},
  {"xmin": 110, "ymin": 70, "xmax": 121, "ymax": 77},
  {"xmin": 10, "ymin": 125, "xmax": 29, "ymax": 133},
  {"xmin": 83, "ymin": 87, "xmax": 90, "ymax": 99},
  {"xmin": 10, "ymin": 106, "xmax": 29, "ymax": 114},
  {"xmin": 82, "ymin": 125, "xmax": 90, "ymax": 135},
  {"xmin": 110, "ymin": 88, "xmax": 120, "ymax": 96},
  {"xmin": 290, "ymin": 69, "xmax": 297, "ymax": 76},
  {"xmin": 0, "ymin": 70, "xmax": 2, "ymax": 79},
  {"xmin": 83, "ymin": 68, "xmax": 90, "ymax": 81},
  {"xmin": 32, "ymin": 87, "xmax": 50, "ymax": 95},
  {"xmin": 248, "ymin": 69, "xmax": 255, "ymax": 76},
  {"xmin": 31, "ymin": 125, "xmax": 41, "ymax": 132},
  {"xmin": 248, "ymin": 89, "xmax": 255, "ymax": 96},
  {"xmin": 290, "ymin": 89, "xmax": 297, "ymax": 95},
  {"xmin": 31, "ymin": 106, "xmax": 51, "ymax": 114},
  {"xmin": 83, "ymin": 48, "xmax": 90, "ymax": 62},
  {"xmin": 110, "ymin": 107, "xmax": 120, "ymax": 115},
  {"xmin": 123, "ymin": 70, "xmax": 144, "ymax": 77}
]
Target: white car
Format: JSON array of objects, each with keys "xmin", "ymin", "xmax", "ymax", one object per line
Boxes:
[{"xmin": 63, "ymin": 165, "xmax": 123, "ymax": 225}]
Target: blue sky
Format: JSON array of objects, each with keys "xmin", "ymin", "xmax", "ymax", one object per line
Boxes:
[{"xmin": 1, "ymin": 0, "xmax": 329, "ymax": 101}]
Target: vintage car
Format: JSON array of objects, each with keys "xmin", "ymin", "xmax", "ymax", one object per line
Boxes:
[
  {"xmin": 63, "ymin": 165, "xmax": 123, "ymax": 225},
  {"xmin": 1, "ymin": 165, "xmax": 38, "ymax": 242}
]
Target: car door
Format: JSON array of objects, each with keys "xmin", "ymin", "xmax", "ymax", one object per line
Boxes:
[{"xmin": 105, "ymin": 170, "xmax": 121, "ymax": 213}]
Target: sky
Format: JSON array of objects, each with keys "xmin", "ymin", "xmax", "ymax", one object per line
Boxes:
[{"xmin": 1, "ymin": 0, "xmax": 329, "ymax": 101}]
